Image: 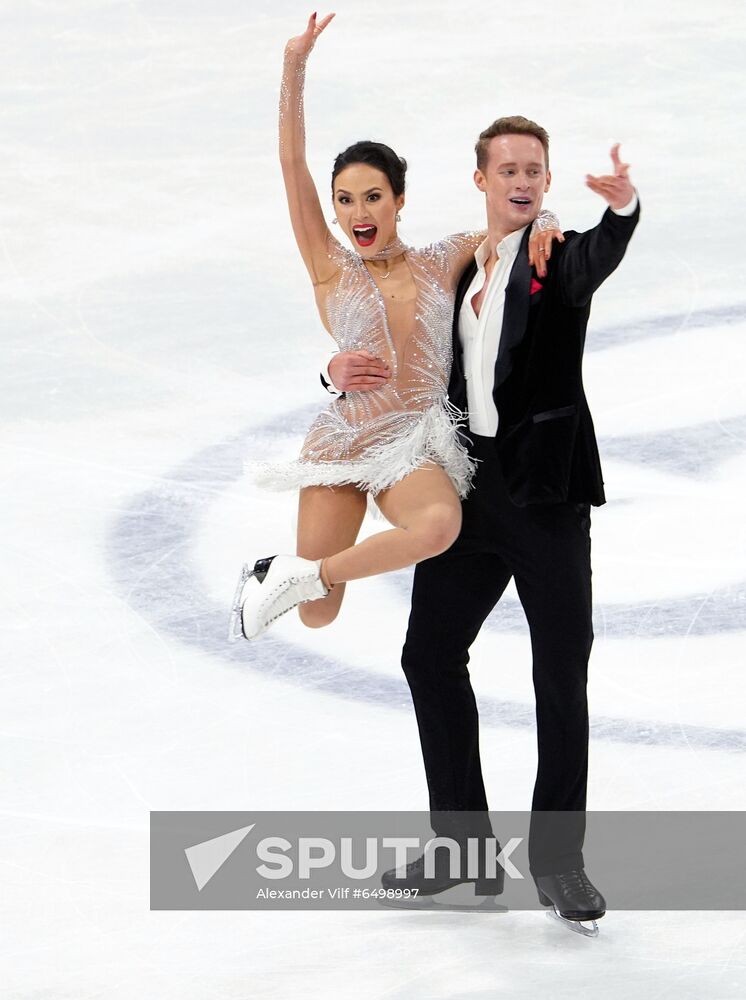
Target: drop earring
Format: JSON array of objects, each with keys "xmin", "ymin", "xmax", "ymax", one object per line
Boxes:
[
  {"xmin": 395, "ymin": 213, "xmax": 401, "ymax": 222},
  {"xmin": 332, "ymin": 217, "xmax": 338, "ymax": 225}
]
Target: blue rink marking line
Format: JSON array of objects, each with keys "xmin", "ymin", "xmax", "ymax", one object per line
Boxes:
[
  {"xmin": 105, "ymin": 307, "xmax": 746, "ymax": 752},
  {"xmin": 585, "ymin": 300, "xmax": 746, "ymax": 352}
]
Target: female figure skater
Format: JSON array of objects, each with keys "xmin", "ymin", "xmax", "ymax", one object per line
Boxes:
[{"xmin": 229, "ymin": 12, "xmax": 560, "ymax": 641}]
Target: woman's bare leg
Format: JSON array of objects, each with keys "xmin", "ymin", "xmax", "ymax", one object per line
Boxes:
[
  {"xmin": 322, "ymin": 463, "xmax": 462, "ymax": 586},
  {"xmin": 296, "ymin": 483, "xmax": 368, "ymax": 627}
]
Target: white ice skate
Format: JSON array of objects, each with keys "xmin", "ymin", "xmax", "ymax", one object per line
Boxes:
[{"xmin": 228, "ymin": 555, "xmax": 328, "ymax": 641}]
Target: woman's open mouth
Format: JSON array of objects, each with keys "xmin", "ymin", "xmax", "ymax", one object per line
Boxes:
[{"xmin": 352, "ymin": 224, "xmax": 378, "ymax": 247}]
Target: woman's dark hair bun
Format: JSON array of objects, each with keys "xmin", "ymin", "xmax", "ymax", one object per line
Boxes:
[{"xmin": 332, "ymin": 141, "xmax": 407, "ymax": 197}]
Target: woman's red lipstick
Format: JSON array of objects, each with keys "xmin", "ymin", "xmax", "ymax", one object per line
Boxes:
[{"xmin": 352, "ymin": 224, "xmax": 377, "ymax": 247}]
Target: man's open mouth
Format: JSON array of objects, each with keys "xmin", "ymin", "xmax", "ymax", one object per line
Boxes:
[
  {"xmin": 509, "ymin": 198, "xmax": 532, "ymax": 209},
  {"xmin": 352, "ymin": 224, "xmax": 378, "ymax": 247}
]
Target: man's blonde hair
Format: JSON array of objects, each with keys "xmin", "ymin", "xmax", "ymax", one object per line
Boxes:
[{"xmin": 475, "ymin": 116, "xmax": 550, "ymax": 172}]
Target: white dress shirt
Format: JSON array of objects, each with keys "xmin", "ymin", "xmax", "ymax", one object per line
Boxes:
[{"xmin": 459, "ymin": 225, "xmax": 526, "ymax": 435}]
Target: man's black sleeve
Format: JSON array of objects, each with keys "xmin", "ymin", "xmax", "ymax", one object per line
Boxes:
[{"xmin": 557, "ymin": 201, "xmax": 640, "ymax": 308}]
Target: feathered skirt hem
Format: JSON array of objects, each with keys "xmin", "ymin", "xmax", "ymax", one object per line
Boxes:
[{"xmin": 246, "ymin": 402, "xmax": 478, "ymax": 500}]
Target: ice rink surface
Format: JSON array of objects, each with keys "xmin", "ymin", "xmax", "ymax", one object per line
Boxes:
[{"xmin": 2, "ymin": 0, "xmax": 745, "ymax": 995}]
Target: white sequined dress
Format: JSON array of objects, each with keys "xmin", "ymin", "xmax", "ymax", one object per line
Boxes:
[{"xmin": 251, "ymin": 229, "xmax": 485, "ymax": 499}]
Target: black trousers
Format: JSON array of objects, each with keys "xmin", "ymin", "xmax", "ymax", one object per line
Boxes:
[{"xmin": 401, "ymin": 434, "xmax": 593, "ymax": 876}]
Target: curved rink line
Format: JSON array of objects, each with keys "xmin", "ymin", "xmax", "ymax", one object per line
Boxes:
[{"xmin": 106, "ymin": 304, "xmax": 746, "ymax": 754}]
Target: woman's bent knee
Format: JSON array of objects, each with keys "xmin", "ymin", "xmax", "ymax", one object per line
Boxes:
[{"xmin": 417, "ymin": 502, "xmax": 462, "ymax": 556}]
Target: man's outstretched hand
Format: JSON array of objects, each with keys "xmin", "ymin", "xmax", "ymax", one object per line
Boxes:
[
  {"xmin": 585, "ymin": 144, "xmax": 635, "ymax": 210},
  {"xmin": 328, "ymin": 350, "xmax": 391, "ymax": 392}
]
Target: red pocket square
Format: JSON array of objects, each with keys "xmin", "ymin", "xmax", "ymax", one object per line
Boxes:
[{"xmin": 530, "ymin": 278, "xmax": 543, "ymax": 295}]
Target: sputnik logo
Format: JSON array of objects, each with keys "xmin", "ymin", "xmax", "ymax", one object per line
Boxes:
[{"xmin": 184, "ymin": 824, "xmax": 256, "ymax": 891}]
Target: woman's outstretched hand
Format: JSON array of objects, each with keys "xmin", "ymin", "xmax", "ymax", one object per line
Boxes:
[
  {"xmin": 286, "ymin": 11, "xmax": 336, "ymax": 59},
  {"xmin": 528, "ymin": 226, "xmax": 565, "ymax": 279}
]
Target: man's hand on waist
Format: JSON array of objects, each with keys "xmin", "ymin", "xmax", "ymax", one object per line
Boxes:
[{"xmin": 327, "ymin": 351, "xmax": 391, "ymax": 392}]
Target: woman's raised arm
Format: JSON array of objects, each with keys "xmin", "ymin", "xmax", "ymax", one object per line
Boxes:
[{"xmin": 279, "ymin": 13, "xmax": 337, "ymax": 286}]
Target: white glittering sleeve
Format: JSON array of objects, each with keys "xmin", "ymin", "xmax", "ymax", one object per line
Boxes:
[
  {"xmin": 418, "ymin": 231, "xmax": 487, "ymax": 289},
  {"xmin": 278, "ymin": 50, "xmax": 337, "ymax": 285},
  {"xmin": 532, "ymin": 208, "xmax": 561, "ymax": 232},
  {"xmin": 324, "ymin": 229, "xmax": 355, "ymax": 267}
]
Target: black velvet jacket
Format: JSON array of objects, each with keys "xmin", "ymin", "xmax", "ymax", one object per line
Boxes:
[{"xmin": 449, "ymin": 203, "xmax": 640, "ymax": 506}]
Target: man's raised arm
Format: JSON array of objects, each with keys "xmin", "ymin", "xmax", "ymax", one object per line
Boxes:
[{"xmin": 557, "ymin": 144, "xmax": 639, "ymax": 307}]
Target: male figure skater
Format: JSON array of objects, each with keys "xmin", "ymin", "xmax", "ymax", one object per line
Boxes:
[{"xmin": 323, "ymin": 120, "xmax": 639, "ymax": 927}]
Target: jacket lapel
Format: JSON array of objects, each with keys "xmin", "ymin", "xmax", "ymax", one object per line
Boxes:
[
  {"xmin": 450, "ymin": 258, "xmax": 478, "ymax": 389},
  {"xmin": 493, "ymin": 225, "xmax": 532, "ymax": 391},
  {"xmin": 453, "ymin": 259, "xmax": 478, "ymax": 341}
]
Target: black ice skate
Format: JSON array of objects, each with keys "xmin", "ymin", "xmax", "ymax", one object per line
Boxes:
[{"xmin": 535, "ymin": 868, "xmax": 606, "ymax": 938}]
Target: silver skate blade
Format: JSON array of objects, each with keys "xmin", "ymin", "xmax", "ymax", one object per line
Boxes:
[
  {"xmin": 545, "ymin": 908, "xmax": 600, "ymax": 938},
  {"xmin": 227, "ymin": 563, "xmax": 254, "ymax": 642}
]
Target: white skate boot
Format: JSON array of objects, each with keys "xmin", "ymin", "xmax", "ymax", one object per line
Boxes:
[{"xmin": 228, "ymin": 555, "xmax": 329, "ymax": 641}]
